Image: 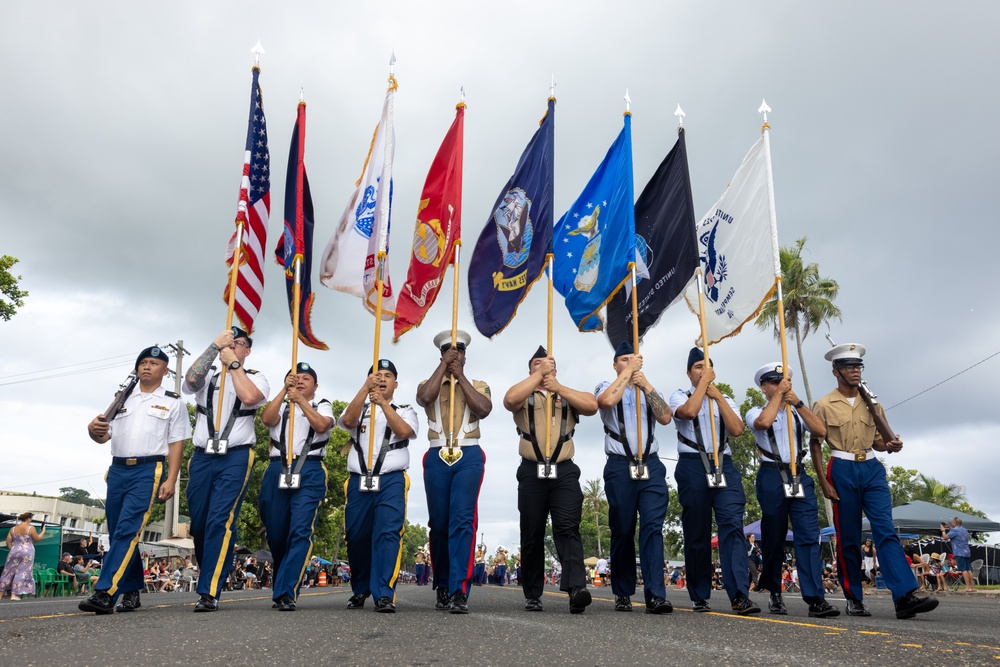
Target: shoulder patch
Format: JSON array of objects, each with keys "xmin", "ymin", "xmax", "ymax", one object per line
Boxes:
[
  {"xmin": 165, "ymin": 390, "xmax": 181, "ymax": 399},
  {"xmin": 397, "ymin": 403, "xmax": 410, "ymax": 408},
  {"xmin": 317, "ymin": 398, "xmax": 331, "ymax": 405},
  {"xmin": 245, "ymin": 369, "xmax": 258, "ymax": 375}
]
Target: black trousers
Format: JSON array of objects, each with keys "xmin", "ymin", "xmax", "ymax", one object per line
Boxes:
[{"xmin": 517, "ymin": 459, "xmax": 586, "ymax": 599}]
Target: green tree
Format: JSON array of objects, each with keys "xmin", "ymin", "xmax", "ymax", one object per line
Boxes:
[
  {"xmin": 581, "ymin": 478, "xmax": 608, "ymax": 557},
  {"xmin": 0, "ymin": 255, "xmax": 29, "ymax": 322},
  {"xmin": 885, "ymin": 466, "xmax": 921, "ymax": 506},
  {"xmin": 399, "ymin": 521, "xmax": 429, "ymax": 572},
  {"xmin": 754, "ymin": 237, "xmax": 841, "ymax": 407},
  {"xmin": 59, "ymin": 487, "xmax": 104, "ymax": 508},
  {"xmin": 910, "ymin": 474, "xmax": 966, "ymax": 507}
]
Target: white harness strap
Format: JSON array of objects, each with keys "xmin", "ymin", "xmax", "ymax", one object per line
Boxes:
[{"xmin": 428, "ymin": 390, "xmax": 478, "ymax": 437}]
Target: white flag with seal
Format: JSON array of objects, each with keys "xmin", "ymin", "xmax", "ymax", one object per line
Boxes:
[
  {"xmin": 320, "ymin": 79, "xmax": 397, "ymax": 319},
  {"xmin": 685, "ymin": 137, "xmax": 775, "ymax": 345}
]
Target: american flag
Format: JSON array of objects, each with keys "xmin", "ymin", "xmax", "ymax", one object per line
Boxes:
[{"xmin": 224, "ymin": 66, "xmax": 270, "ymax": 332}]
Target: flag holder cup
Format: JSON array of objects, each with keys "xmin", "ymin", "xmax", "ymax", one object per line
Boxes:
[
  {"xmin": 629, "ymin": 463, "xmax": 650, "ymax": 481},
  {"xmin": 360, "ymin": 474, "xmax": 381, "ymax": 492},
  {"xmin": 279, "ymin": 467, "xmax": 301, "ymax": 490},
  {"xmin": 206, "ymin": 438, "xmax": 228, "ymax": 455},
  {"xmin": 707, "ymin": 470, "xmax": 727, "ymax": 488},
  {"xmin": 537, "ymin": 461, "xmax": 558, "ymax": 480},
  {"xmin": 783, "ymin": 476, "xmax": 805, "ymax": 499}
]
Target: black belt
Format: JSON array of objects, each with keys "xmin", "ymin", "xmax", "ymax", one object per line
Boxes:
[
  {"xmin": 112, "ymin": 455, "xmax": 165, "ymax": 466},
  {"xmin": 759, "ymin": 459, "xmax": 791, "ymax": 470},
  {"xmin": 607, "ymin": 452, "xmax": 659, "ymax": 462},
  {"xmin": 270, "ymin": 455, "xmax": 324, "ymax": 462},
  {"xmin": 195, "ymin": 443, "xmax": 253, "ymax": 453},
  {"xmin": 521, "ymin": 457, "xmax": 572, "ymax": 466},
  {"xmin": 678, "ymin": 452, "xmax": 731, "ymax": 461}
]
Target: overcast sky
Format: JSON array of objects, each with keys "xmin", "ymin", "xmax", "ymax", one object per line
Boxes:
[{"xmin": 2, "ymin": 2, "xmax": 998, "ymax": 550}]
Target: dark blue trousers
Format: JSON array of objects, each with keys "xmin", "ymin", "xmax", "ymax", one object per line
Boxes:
[
  {"xmin": 345, "ymin": 470, "xmax": 409, "ymax": 601},
  {"xmin": 423, "ymin": 445, "xmax": 485, "ymax": 597},
  {"xmin": 472, "ymin": 562, "xmax": 484, "ymax": 585},
  {"xmin": 828, "ymin": 457, "xmax": 917, "ymax": 602},
  {"xmin": 186, "ymin": 447, "xmax": 255, "ymax": 598},
  {"xmin": 676, "ymin": 454, "xmax": 748, "ymax": 603},
  {"xmin": 96, "ymin": 460, "xmax": 165, "ymax": 600},
  {"xmin": 259, "ymin": 459, "xmax": 328, "ymax": 602},
  {"xmin": 604, "ymin": 454, "xmax": 668, "ymax": 603},
  {"xmin": 755, "ymin": 466, "xmax": 825, "ymax": 602}
]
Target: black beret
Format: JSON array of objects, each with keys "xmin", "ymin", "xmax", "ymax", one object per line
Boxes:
[
  {"xmin": 369, "ymin": 359, "xmax": 398, "ymax": 378},
  {"xmin": 135, "ymin": 345, "xmax": 169, "ymax": 370},
  {"xmin": 285, "ymin": 362, "xmax": 318, "ymax": 382},
  {"xmin": 231, "ymin": 326, "xmax": 253, "ymax": 348}
]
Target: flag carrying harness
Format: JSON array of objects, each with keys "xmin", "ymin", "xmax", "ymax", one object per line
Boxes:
[
  {"xmin": 676, "ymin": 391, "xmax": 729, "ymax": 478},
  {"xmin": 604, "ymin": 398, "xmax": 655, "ymax": 466},
  {"xmin": 350, "ymin": 403, "xmax": 409, "ymax": 477},
  {"xmin": 197, "ymin": 371, "xmax": 259, "ymax": 446},
  {"xmin": 516, "ymin": 393, "xmax": 576, "ymax": 464}
]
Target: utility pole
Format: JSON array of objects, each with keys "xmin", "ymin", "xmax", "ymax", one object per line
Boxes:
[{"xmin": 163, "ymin": 340, "xmax": 190, "ymax": 538}]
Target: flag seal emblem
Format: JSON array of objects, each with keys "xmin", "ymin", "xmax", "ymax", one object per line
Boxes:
[
  {"xmin": 494, "ymin": 188, "xmax": 533, "ymax": 269},
  {"xmin": 699, "ymin": 221, "xmax": 728, "ymax": 303},
  {"xmin": 355, "ymin": 183, "xmax": 378, "ymax": 239}
]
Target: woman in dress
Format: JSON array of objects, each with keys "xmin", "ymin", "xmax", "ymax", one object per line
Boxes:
[{"xmin": 1, "ymin": 512, "xmax": 46, "ymax": 600}]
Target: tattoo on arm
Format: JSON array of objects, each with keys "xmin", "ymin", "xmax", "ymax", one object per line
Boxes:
[
  {"xmin": 610, "ymin": 379, "xmax": 625, "ymax": 397},
  {"xmin": 184, "ymin": 344, "xmax": 219, "ymax": 391},
  {"xmin": 647, "ymin": 392, "xmax": 669, "ymax": 418}
]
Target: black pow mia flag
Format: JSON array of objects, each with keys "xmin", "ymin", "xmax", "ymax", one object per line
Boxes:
[{"xmin": 607, "ymin": 127, "xmax": 698, "ymax": 349}]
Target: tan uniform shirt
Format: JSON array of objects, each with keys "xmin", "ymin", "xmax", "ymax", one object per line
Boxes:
[
  {"xmin": 812, "ymin": 388, "xmax": 885, "ymax": 454},
  {"xmin": 513, "ymin": 390, "xmax": 578, "ymax": 462},
  {"xmin": 418, "ymin": 377, "xmax": 491, "ymax": 442}
]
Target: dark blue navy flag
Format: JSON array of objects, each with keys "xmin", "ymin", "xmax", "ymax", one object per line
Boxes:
[
  {"xmin": 607, "ymin": 127, "xmax": 699, "ymax": 349},
  {"xmin": 469, "ymin": 99, "xmax": 554, "ymax": 338},
  {"xmin": 553, "ymin": 113, "xmax": 635, "ymax": 332}
]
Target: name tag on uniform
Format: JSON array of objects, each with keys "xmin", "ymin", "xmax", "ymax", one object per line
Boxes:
[{"xmin": 148, "ymin": 406, "xmax": 170, "ymax": 420}]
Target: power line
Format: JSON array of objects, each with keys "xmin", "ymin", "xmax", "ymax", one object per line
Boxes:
[
  {"xmin": 0, "ymin": 353, "xmax": 136, "ymax": 380},
  {"xmin": 1, "ymin": 472, "xmax": 107, "ymax": 490},
  {"xmin": 0, "ymin": 360, "xmax": 135, "ymax": 387},
  {"xmin": 886, "ymin": 349, "xmax": 1000, "ymax": 410}
]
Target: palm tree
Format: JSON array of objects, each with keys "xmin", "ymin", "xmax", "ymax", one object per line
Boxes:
[
  {"xmin": 755, "ymin": 237, "xmax": 842, "ymax": 407},
  {"xmin": 911, "ymin": 474, "xmax": 967, "ymax": 508},
  {"xmin": 582, "ymin": 479, "xmax": 606, "ymax": 557}
]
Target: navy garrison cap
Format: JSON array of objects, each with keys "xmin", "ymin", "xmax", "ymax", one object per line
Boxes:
[
  {"xmin": 529, "ymin": 345, "xmax": 547, "ymax": 369},
  {"xmin": 613, "ymin": 340, "xmax": 634, "ymax": 360},
  {"xmin": 369, "ymin": 359, "xmax": 398, "ymax": 378},
  {"xmin": 135, "ymin": 345, "xmax": 169, "ymax": 370},
  {"xmin": 687, "ymin": 347, "xmax": 714, "ymax": 371}
]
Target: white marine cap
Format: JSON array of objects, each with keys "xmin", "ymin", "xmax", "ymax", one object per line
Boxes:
[
  {"xmin": 753, "ymin": 362, "xmax": 790, "ymax": 387},
  {"xmin": 824, "ymin": 343, "xmax": 866, "ymax": 366},
  {"xmin": 433, "ymin": 329, "xmax": 471, "ymax": 351}
]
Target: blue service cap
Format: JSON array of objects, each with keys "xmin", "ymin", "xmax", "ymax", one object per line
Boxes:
[
  {"xmin": 613, "ymin": 340, "xmax": 634, "ymax": 360},
  {"xmin": 687, "ymin": 347, "xmax": 714, "ymax": 371},
  {"xmin": 529, "ymin": 345, "xmax": 547, "ymax": 369},
  {"xmin": 135, "ymin": 345, "xmax": 169, "ymax": 370}
]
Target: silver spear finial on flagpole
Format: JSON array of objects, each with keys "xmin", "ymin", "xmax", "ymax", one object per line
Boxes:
[
  {"xmin": 389, "ymin": 51, "xmax": 396, "ymax": 77},
  {"xmin": 251, "ymin": 40, "xmax": 265, "ymax": 66},
  {"xmin": 300, "ymin": 86, "xmax": 305, "ymax": 103},
  {"xmin": 624, "ymin": 89, "xmax": 631, "ymax": 114},
  {"xmin": 460, "ymin": 85, "xmax": 465, "ymax": 105},
  {"xmin": 759, "ymin": 99, "xmax": 771, "ymax": 129},
  {"xmin": 550, "ymin": 74, "xmax": 556, "ymax": 99},
  {"xmin": 675, "ymin": 104, "xmax": 686, "ymax": 128}
]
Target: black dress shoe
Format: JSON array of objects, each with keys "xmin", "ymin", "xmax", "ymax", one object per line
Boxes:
[
  {"xmin": 692, "ymin": 599, "xmax": 711, "ymax": 612},
  {"xmin": 435, "ymin": 588, "xmax": 451, "ymax": 611},
  {"xmin": 845, "ymin": 599, "xmax": 871, "ymax": 617},
  {"xmin": 731, "ymin": 594, "xmax": 761, "ymax": 615},
  {"xmin": 614, "ymin": 595, "xmax": 632, "ymax": 612},
  {"xmin": 449, "ymin": 591, "xmax": 469, "ymax": 614},
  {"xmin": 78, "ymin": 591, "xmax": 114, "ymax": 615},
  {"xmin": 768, "ymin": 592, "xmax": 787, "ymax": 615},
  {"xmin": 194, "ymin": 594, "xmax": 218, "ymax": 612},
  {"xmin": 374, "ymin": 597, "xmax": 396, "ymax": 613},
  {"xmin": 808, "ymin": 600, "xmax": 840, "ymax": 618},
  {"xmin": 645, "ymin": 597, "xmax": 673, "ymax": 614},
  {"xmin": 346, "ymin": 593, "xmax": 369, "ymax": 610},
  {"xmin": 115, "ymin": 590, "xmax": 141, "ymax": 612},
  {"xmin": 524, "ymin": 598, "xmax": 543, "ymax": 612},
  {"xmin": 278, "ymin": 595, "xmax": 297, "ymax": 612},
  {"xmin": 894, "ymin": 591, "xmax": 939, "ymax": 620},
  {"xmin": 569, "ymin": 587, "xmax": 592, "ymax": 614}
]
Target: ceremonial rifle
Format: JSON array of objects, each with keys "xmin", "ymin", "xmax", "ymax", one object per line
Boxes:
[
  {"xmin": 101, "ymin": 373, "xmax": 138, "ymax": 422},
  {"xmin": 824, "ymin": 333, "xmax": 897, "ymax": 447}
]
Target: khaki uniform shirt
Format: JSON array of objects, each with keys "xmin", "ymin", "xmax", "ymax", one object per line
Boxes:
[
  {"xmin": 513, "ymin": 390, "xmax": 578, "ymax": 462},
  {"xmin": 813, "ymin": 388, "xmax": 885, "ymax": 454},
  {"xmin": 418, "ymin": 377, "xmax": 491, "ymax": 442}
]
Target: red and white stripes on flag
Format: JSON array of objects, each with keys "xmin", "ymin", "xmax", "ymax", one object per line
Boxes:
[{"xmin": 224, "ymin": 65, "xmax": 271, "ymax": 332}]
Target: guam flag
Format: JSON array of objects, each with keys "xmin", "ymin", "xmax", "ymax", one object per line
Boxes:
[
  {"xmin": 553, "ymin": 113, "xmax": 636, "ymax": 332},
  {"xmin": 607, "ymin": 127, "xmax": 698, "ymax": 348},
  {"xmin": 275, "ymin": 101, "xmax": 327, "ymax": 349},
  {"xmin": 468, "ymin": 98, "xmax": 554, "ymax": 338}
]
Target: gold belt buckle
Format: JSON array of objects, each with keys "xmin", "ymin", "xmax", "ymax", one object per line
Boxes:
[
  {"xmin": 854, "ymin": 451, "xmax": 867, "ymax": 462},
  {"xmin": 126, "ymin": 458, "xmax": 138, "ymax": 466}
]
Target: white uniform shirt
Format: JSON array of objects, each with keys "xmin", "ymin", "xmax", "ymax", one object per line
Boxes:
[
  {"xmin": 185, "ymin": 368, "xmax": 269, "ymax": 449},
  {"xmin": 744, "ymin": 406, "xmax": 805, "ymax": 464},
  {"xmin": 109, "ymin": 385, "xmax": 191, "ymax": 457},
  {"xmin": 267, "ymin": 400, "xmax": 335, "ymax": 458},
  {"xmin": 338, "ymin": 403, "xmax": 419, "ymax": 475},
  {"xmin": 668, "ymin": 387, "xmax": 739, "ymax": 456},
  {"xmin": 595, "ymin": 381, "xmax": 663, "ymax": 457}
]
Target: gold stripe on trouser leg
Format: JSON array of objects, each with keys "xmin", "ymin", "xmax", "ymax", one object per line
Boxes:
[
  {"xmin": 388, "ymin": 472, "xmax": 410, "ymax": 601},
  {"xmin": 108, "ymin": 462, "xmax": 163, "ymax": 596},
  {"xmin": 209, "ymin": 450, "xmax": 256, "ymax": 595},
  {"xmin": 293, "ymin": 463, "xmax": 328, "ymax": 601}
]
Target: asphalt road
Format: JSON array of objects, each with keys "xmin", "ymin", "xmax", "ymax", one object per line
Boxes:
[{"xmin": 1, "ymin": 584, "xmax": 997, "ymax": 666}]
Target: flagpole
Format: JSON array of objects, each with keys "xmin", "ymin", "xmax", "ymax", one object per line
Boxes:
[
  {"xmin": 694, "ymin": 271, "xmax": 721, "ymax": 471},
  {"xmin": 630, "ymin": 263, "xmax": 644, "ymax": 465},
  {"xmin": 288, "ymin": 260, "xmax": 302, "ymax": 470},
  {"xmin": 544, "ymin": 253, "xmax": 554, "ymax": 462},
  {"xmin": 369, "ymin": 252, "xmax": 387, "ymax": 472},
  {"xmin": 759, "ymin": 100, "xmax": 798, "ymax": 484},
  {"xmin": 447, "ymin": 243, "xmax": 461, "ymax": 460}
]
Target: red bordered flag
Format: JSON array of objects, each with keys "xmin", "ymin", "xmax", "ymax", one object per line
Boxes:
[{"xmin": 394, "ymin": 103, "xmax": 465, "ymax": 341}]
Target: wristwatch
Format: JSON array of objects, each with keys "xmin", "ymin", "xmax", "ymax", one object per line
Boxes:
[
  {"xmin": 228, "ymin": 360, "xmax": 242, "ymax": 371},
  {"xmin": 795, "ymin": 400, "xmax": 804, "ymax": 409}
]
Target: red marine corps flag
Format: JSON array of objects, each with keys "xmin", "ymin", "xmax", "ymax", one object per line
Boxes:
[{"xmin": 393, "ymin": 101, "xmax": 465, "ymax": 341}]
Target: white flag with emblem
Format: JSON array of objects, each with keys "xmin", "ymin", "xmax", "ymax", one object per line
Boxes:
[
  {"xmin": 320, "ymin": 79, "xmax": 397, "ymax": 319},
  {"xmin": 684, "ymin": 137, "xmax": 775, "ymax": 345}
]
